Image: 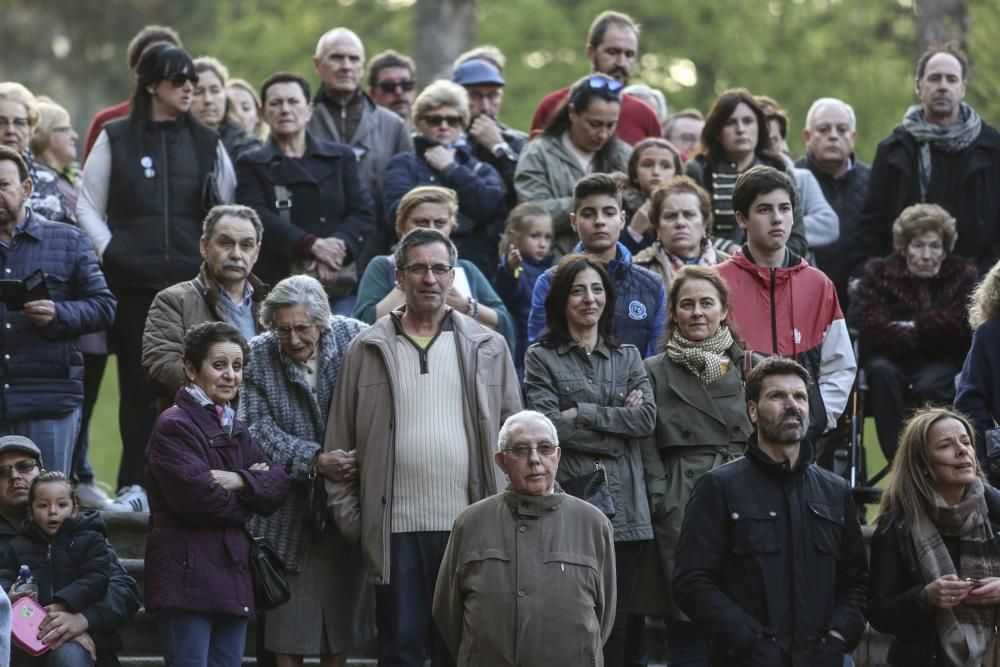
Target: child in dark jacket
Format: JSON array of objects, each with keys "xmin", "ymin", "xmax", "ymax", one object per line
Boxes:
[
  {"xmin": 494, "ymin": 203, "xmax": 554, "ymax": 379},
  {"xmin": 0, "ymin": 471, "xmax": 116, "ymax": 664}
]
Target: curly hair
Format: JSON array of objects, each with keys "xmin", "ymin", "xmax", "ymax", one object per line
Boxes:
[
  {"xmin": 969, "ymin": 258, "xmax": 1000, "ymax": 329},
  {"xmin": 891, "ymin": 203, "xmax": 956, "ymax": 255},
  {"xmin": 648, "ymin": 175, "xmax": 714, "ymax": 238}
]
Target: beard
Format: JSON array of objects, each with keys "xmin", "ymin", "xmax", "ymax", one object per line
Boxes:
[{"xmin": 757, "ymin": 409, "xmax": 807, "ymax": 445}]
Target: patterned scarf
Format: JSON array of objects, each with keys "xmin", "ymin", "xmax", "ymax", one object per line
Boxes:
[
  {"xmin": 184, "ymin": 384, "xmax": 236, "ymax": 436},
  {"xmin": 901, "ymin": 102, "xmax": 982, "ymax": 201},
  {"xmin": 665, "ymin": 325, "xmax": 734, "ymax": 385},
  {"xmin": 656, "ymin": 238, "xmax": 723, "ymax": 287},
  {"xmin": 909, "ymin": 477, "xmax": 1000, "ymax": 666}
]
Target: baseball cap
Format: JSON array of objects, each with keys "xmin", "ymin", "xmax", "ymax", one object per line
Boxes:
[
  {"xmin": 0, "ymin": 435, "xmax": 42, "ymax": 460},
  {"xmin": 452, "ymin": 59, "xmax": 505, "ymax": 88}
]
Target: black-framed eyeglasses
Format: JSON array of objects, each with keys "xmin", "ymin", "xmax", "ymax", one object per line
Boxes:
[
  {"xmin": 402, "ymin": 263, "xmax": 453, "ymax": 277},
  {"xmin": 421, "ymin": 114, "xmax": 463, "ymax": 128},
  {"xmin": 166, "ymin": 72, "xmax": 198, "ymax": 88},
  {"xmin": 503, "ymin": 443, "xmax": 559, "ymax": 458},
  {"xmin": 0, "ymin": 460, "xmax": 39, "ymax": 479},
  {"xmin": 275, "ymin": 323, "xmax": 317, "ymax": 339},
  {"xmin": 376, "ymin": 80, "xmax": 415, "ymax": 94}
]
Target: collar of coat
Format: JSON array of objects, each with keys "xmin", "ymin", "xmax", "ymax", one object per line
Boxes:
[
  {"xmin": 243, "ymin": 131, "xmax": 349, "ymax": 166},
  {"xmin": 192, "ymin": 262, "xmax": 269, "ymax": 312},
  {"xmin": 745, "ymin": 431, "xmax": 815, "ymax": 477},
  {"xmin": 503, "ymin": 486, "xmax": 565, "ymax": 517}
]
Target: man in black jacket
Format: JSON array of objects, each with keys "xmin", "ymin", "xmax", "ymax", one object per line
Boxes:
[
  {"xmin": 0, "ymin": 435, "xmax": 139, "ymax": 666},
  {"xmin": 855, "ymin": 41, "xmax": 1000, "ymax": 275},
  {"xmin": 673, "ymin": 357, "xmax": 868, "ymax": 667}
]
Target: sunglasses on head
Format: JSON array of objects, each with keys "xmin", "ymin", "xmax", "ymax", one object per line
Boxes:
[
  {"xmin": 570, "ymin": 75, "xmax": 623, "ymax": 109},
  {"xmin": 165, "ymin": 72, "xmax": 198, "ymax": 88},
  {"xmin": 586, "ymin": 75, "xmax": 623, "ymax": 93},
  {"xmin": 422, "ymin": 114, "xmax": 463, "ymax": 128},
  {"xmin": 376, "ymin": 80, "xmax": 415, "ymax": 94}
]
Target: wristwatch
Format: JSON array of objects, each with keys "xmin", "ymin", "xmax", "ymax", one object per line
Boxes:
[{"xmin": 492, "ymin": 141, "xmax": 516, "ymax": 161}]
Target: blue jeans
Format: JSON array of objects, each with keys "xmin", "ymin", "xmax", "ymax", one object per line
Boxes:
[
  {"xmin": 664, "ymin": 618, "xmax": 709, "ymax": 667},
  {"xmin": 158, "ymin": 610, "xmax": 248, "ymax": 667},
  {"xmin": 12, "ymin": 640, "xmax": 94, "ymax": 667},
  {"xmin": 329, "ymin": 294, "xmax": 357, "ymax": 317},
  {"xmin": 0, "ymin": 406, "xmax": 82, "ymax": 474},
  {"xmin": 374, "ymin": 532, "xmax": 452, "ymax": 667}
]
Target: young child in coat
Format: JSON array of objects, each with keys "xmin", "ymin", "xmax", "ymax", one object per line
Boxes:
[
  {"xmin": 1, "ymin": 471, "xmax": 116, "ymax": 664},
  {"xmin": 494, "ymin": 203, "xmax": 555, "ymax": 380}
]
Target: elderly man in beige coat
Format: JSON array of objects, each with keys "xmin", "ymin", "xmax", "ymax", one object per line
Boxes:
[{"xmin": 432, "ymin": 410, "xmax": 617, "ymax": 666}]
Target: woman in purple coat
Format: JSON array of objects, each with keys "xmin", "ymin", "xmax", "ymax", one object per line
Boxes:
[{"xmin": 144, "ymin": 321, "xmax": 289, "ymax": 666}]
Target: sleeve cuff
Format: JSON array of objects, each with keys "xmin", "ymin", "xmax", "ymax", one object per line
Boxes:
[{"xmin": 295, "ymin": 234, "xmax": 317, "ymax": 258}]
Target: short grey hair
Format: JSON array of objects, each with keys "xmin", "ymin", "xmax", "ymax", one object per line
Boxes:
[
  {"xmin": 804, "ymin": 97, "xmax": 856, "ymax": 132},
  {"xmin": 497, "ymin": 410, "xmax": 558, "ymax": 453},
  {"xmin": 202, "ymin": 204, "xmax": 264, "ymax": 242},
  {"xmin": 259, "ymin": 275, "xmax": 331, "ymax": 330},
  {"xmin": 314, "ymin": 27, "xmax": 364, "ymax": 59},
  {"xmin": 623, "ymin": 84, "xmax": 667, "ymax": 122},
  {"xmin": 393, "ymin": 227, "xmax": 458, "ymax": 271},
  {"xmin": 413, "ymin": 80, "xmax": 470, "ymax": 127}
]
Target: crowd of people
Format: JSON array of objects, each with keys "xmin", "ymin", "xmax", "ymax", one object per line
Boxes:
[{"xmin": 0, "ymin": 7, "xmax": 999, "ymax": 667}]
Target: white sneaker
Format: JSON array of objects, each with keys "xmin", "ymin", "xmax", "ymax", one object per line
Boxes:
[
  {"xmin": 76, "ymin": 483, "xmax": 113, "ymax": 510},
  {"xmin": 107, "ymin": 485, "xmax": 149, "ymax": 513}
]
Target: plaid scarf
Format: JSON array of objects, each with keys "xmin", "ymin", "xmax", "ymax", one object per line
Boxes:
[
  {"xmin": 665, "ymin": 325, "xmax": 734, "ymax": 385},
  {"xmin": 184, "ymin": 384, "xmax": 236, "ymax": 436},
  {"xmin": 901, "ymin": 102, "xmax": 982, "ymax": 201},
  {"xmin": 910, "ymin": 477, "xmax": 1000, "ymax": 666}
]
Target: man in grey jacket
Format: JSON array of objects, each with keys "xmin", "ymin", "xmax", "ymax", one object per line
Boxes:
[
  {"xmin": 326, "ymin": 227, "xmax": 522, "ymax": 667},
  {"xmin": 433, "ymin": 411, "xmax": 616, "ymax": 665},
  {"xmin": 308, "ymin": 27, "xmax": 413, "ymax": 261}
]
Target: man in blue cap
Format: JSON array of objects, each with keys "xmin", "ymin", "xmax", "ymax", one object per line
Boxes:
[{"xmin": 452, "ymin": 56, "xmax": 526, "ymax": 206}]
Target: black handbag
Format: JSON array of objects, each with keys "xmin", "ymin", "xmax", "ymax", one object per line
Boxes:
[
  {"xmin": 306, "ymin": 468, "xmax": 328, "ymax": 535},
  {"xmin": 246, "ymin": 531, "xmax": 291, "ymax": 611},
  {"xmin": 563, "ymin": 459, "xmax": 616, "ymax": 518}
]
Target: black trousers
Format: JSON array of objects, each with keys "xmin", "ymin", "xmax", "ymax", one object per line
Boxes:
[
  {"xmin": 866, "ymin": 355, "xmax": 958, "ymax": 460},
  {"xmin": 605, "ymin": 540, "xmax": 647, "ymax": 667},
  {"xmin": 108, "ymin": 287, "xmax": 158, "ymax": 490}
]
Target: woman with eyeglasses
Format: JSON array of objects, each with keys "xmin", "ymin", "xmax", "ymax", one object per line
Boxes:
[
  {"xmin": 236, "ymin": 71, "xmax": 374, "ymax": 316},
  {"xmin": 77, "ymin": 42, "xmax": 237, "ymax": 513},
  {"xmin": 0, "ymin": 82, "xmax": 72, "ymax": 223},
  {"xmin": 523, "ymin": 253, "xmax": 655, "ymax": 667},
  {"xmin": 352, "ymin": 186, "xmax": 515, "ymax": 348},
  {"xmin": 382, "ymin": 80, "xmax": 506, "ymax": 277},
  {"xmin": 191, "ymin": 57, "xmax": 262, "ymax": 162},
  {"xmin": 684, "ymin": 88, "xmax": 807, "ymax": 256},
  {"xmin": 239, "ymin": 275, "xmax": 374, "ymax": 667},
  {"xmin": 515, "ymin": 74, "xmax": 632, "ymax": 257}
]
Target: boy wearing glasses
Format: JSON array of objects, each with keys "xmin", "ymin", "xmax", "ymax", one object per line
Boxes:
[
  {"xmin": 326, "ymin": 227, "xmax": 521, "ymax": 667},
  {"xmin": 433, "ymin": 411, "xmax": 616, "ymax": 664}
]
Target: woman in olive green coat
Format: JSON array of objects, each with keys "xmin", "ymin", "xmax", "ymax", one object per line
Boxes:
[{"xmin": 633, "ymin": 265, "xmax": 751, "ymax": 665}]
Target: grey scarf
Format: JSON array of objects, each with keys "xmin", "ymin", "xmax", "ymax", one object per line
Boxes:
[{"xmin": 901, "ymin": 102, "xmax": 982, "ymax": 200}]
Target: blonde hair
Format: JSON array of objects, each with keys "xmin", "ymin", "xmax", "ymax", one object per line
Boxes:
[
  {"xmin": 891, "ymin": 203, "xmax": 957, "ymax": 254},
  {"xmin": 412, "ymin": 80, "xmax": 469, "ymax": 127},
  {"xmin": 395, "ymin": 186, "xmax": 458, "ymax": 237},
  {"xmin": 193, "ymin": 56, "xmax": 230, "ymax": 86},
  {"xmin": 875, "ymin": 407, "xmax": 982, "ymax": 529},
  {"xmin": 0, "ymin": 82, "xmax": 39, "ymax": 127},
  {"xmin": 29, "ymin": 96, "xmax": 71, "ymax": 156},
  {"xmin": 498, "ymin": 202, "xmax": 550, "ymax": 256},
  {"xmin": 969, "ymin": 259, "xmax": 1000, "ymax": 329}
]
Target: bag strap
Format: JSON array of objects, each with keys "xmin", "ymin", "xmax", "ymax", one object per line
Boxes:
[{"xmin": 274, "ymin": 184, "xmax": 292, "ymax": 224}]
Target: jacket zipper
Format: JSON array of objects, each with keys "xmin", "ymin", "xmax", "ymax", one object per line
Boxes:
[
  {"xmin": 47, "ymin": 543, "xmax": 53, "ymax": 601},
  {"xmin": 162, "ymin": 131, "xmax": 170, "ymax": 272},
  {"xmin": 769, "ymin": 267, "xmax": 778, "ymax": 354},
  {"xmin": 372, "ymin": 340, "xmax": 397, "ymax": 585}
]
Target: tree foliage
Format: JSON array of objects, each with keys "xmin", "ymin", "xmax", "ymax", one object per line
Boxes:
[{"xmin": 0, "ymin": 0, "xmax": 995, "ymax": 165}]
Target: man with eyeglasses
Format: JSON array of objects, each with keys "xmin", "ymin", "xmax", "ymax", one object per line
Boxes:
[
  {"xmin": 142, "ymin": 205, "xmax": 267, "ymax": 414},
  {"xmin": 0, "ymin": 435, "xmax": 140, "ymax": 664},
  {"xmin": 529, "ymin": 10, "xmax": 660, "ymax": 145},
  {"xmin": 0, "ymin": 146, "xmax": 116, "ymax": 477},
  {"xmin": 433, "ymin": 410, "xmax": 616, "ymax": 664},
  {"xmin": 326, "ymin": 226, "xmax": 521, "ymax": 666},
  {"xmin": 452, "ymin": 57, "xmax": 526, "ymax": 208},
  {"xmin": 367, "ymin": 49, "xmax": 417, "ymax": 129},
  {"xmin": 309, "ymin": 27, "xmax": 412, "ymax": 263}
]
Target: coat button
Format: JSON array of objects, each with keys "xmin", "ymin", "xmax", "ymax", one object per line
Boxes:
[
  {"xmin": 243, "ymin": 606, "xmax": 249, "ymax": 613},
  {"xmin": 732, "ymin": 426, "xmax": 741, "ymax": 433},
  {"xmin": 684, "ymin": 470, "xmax": 694, "ymax": 478},
  {"xmin": 517, "ymin": 590, "xmax": 525, "ymax": 597},
  {"xmin": 518, "ymin": 525, "xmax": 527, "ymax": 533},
  {"xmin": 731, "ymin": 512, "xmax": 739, "ymax": 519},
  {"xmin": 769, "ymin": 511, "xmax": 777, "ymax": 517},
  {"xmin": 682, "ymin": 430, "xmax": 691, "ymax": 438}
]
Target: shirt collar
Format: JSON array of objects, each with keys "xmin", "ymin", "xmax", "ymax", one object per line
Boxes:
[{"xmin": 0, "ymin": 209, "xmax": 33, "ymax": 249}]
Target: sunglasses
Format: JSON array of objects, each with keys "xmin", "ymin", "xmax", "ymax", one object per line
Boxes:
[
  {"xmin": 375, "ymin": 80, "xmax": 415, "ymax": 94},
  {"xmin": 570, "ymin": 75, "xmax": 623, "ymax": 109},
  {"xmin": 586, "ymin": 75, "xmax": 623, "ymax": 93},
  {"xmin": 422, "ymin": 114, "xmax": 463, "ymax": 128},
  {"xmin": 165, "ymin": 72, "xmax": 199, "ymax": 88}
]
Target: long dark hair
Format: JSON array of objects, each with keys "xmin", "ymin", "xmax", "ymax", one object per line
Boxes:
[
  {"xmin": 543, "ymin": 75, "xmax": 624, "ymax": 174},
  {"xmin": 540, "ymin": 254, "xmax": 618, "ymax": 348},
  {"xmin": 699, "ymin": 88, "xmax": 780, "ymax": 165},
  {"xmin": 627, "ymin": 137, "xmax": 682, "ymax": 189},
  {"xmin": 130, "ymin": 43, "xmax": 197, "ymax": 128}
]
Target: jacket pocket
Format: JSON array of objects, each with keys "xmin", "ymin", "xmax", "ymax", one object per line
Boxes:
[
  {"xmin": 808, "ymin": 501, "xmax": 845, "ymax": 556},
  {"xmin": 729, "ymin": 503, "xmax": 781, "ymax": 555}
]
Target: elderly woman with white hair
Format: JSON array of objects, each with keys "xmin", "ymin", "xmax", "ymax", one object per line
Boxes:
[
  {"xmin": 239, "ymin": 274, "xmax": 374, "ymax": 667},
  {"xmin": 382, "ymin": 79, "xmax": 506, "ymax": 276}
]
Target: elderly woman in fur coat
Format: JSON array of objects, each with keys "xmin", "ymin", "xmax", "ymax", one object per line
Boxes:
[
  {"xmin": 849, "ymin": 203, "xmax": 977, "ymax": 461},
  {"xmin": 239, "ymin": 275, "xmax": 373, "ymax": 667}
]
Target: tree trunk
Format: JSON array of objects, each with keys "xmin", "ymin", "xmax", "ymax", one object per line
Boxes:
[
  {"xmin": 412, "ymin": 0, "xmax": 476, "ymax": 86},
  {"xmin": 915, "ymin": 0, "xmax": 970, "ymax": 53}
]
